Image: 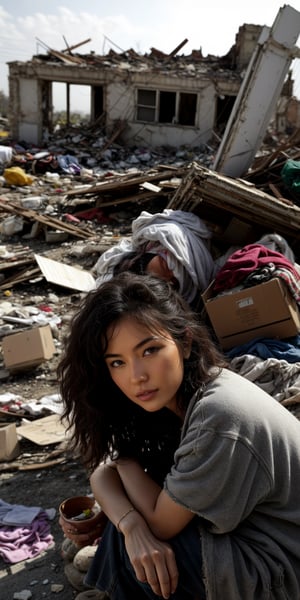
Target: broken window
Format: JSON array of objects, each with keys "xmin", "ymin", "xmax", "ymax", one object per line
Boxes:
[
  {"xmin": 92, "ymin": 86, "xmax": 104, "ymax": 122},
  {"xmin": 136, "ymin": 89, "xmax": 197, "ymax": 126},
  {"xmin": 178, "ymin": 93, "xmax": 197, "ymax": 126},
  {"xmin": 136, "ymin": 90, "xmax": 156, "ymax": 122},
  {"xmin": 52, "ymin": 82, "xmax": 91, "ymax": 128},
  {"xmin": 159, "ymin": 91, "xmax": 176, "ymax": 123}
]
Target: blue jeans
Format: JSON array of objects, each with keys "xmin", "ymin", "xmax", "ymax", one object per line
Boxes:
[{"xmin": 85, "ymin": 519, "xmax": 206, "ymax": 599}]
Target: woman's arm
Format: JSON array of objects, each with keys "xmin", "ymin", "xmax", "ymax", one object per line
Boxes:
[
  {"xmin": 90, "ymin": 462, "xmax": 135, "ymax": 529},
  {"xmin": 114, "ymin": 458, "xmax": 195, "ymax": 538},
  {"xmin": 90, "ymin": 462, "xmax": 179, "ymax": 600},
  {"xmin": 90, "ymin": 459, "xmax": 194, "ymax": 540}
]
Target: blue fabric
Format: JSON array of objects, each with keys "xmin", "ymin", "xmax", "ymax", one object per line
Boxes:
[
  {"xmin": 226, "ymin": 335, "xmax": 300, "ymax": 363},
  {"xmin": 85, "ymin": 519, "xmax": 206, "ymax": 600},
  {"xmin": 57, "ymin": 154, "xmax": 81, "ymax": 174}
]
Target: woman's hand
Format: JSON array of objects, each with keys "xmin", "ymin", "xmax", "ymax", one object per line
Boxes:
[
  {"xmin": 59, "ymin": 510, "xmax": 108, "ymax": 548},
  {"xmin": 121, "ymin": 510, "xmax": 179, "ymax": 599}
]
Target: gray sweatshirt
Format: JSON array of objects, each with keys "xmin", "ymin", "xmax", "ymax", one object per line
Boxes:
[{"xmin": 165, "ymin": 368, "xmax": 300, "ymax": 599}]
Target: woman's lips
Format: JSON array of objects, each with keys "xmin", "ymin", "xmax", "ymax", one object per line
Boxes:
[{"xmin": 136, "ymin": 389, "xmax": 158, "ymax": 401}]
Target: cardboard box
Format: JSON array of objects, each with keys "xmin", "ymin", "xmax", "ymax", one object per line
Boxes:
[
  {"xmin": 0, "ymin": 423, "xmax": 20, "ymax": 461},
  {"xmin": 202, "ymin": 277, "xmax": 300, "ymax": 350},
  {"xmin": 2, "ymin": 324, "xmax": 56, "ymax": 371}
]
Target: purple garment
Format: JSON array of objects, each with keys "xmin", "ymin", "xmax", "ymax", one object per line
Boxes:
[{"xmin": 0, "ymin": 512, "xmax": 54, "ymax": 563}]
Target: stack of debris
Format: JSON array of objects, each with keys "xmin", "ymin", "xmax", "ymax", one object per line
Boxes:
[{"xmin": 1, "ymin": 115, "xmax": 300, "ymax": 472}]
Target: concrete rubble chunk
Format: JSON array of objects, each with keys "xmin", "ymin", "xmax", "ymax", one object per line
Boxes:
[{"xmin": 13, "ymin": 591, "xmax": 32, "ymax": 600}]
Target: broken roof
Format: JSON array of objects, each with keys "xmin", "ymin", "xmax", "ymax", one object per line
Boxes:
[{"xmin": 9, "ymin": 27, "xmax": 255, "ymax": 82}]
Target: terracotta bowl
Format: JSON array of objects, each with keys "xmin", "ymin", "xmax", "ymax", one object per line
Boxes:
[{"xmin": 59, "ymin": 495, "xmax": 102, "ymax": 533}]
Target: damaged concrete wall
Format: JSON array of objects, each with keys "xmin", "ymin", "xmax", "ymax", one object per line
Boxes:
[
  {"xmin": 8, "ymin": 59, "xmax": 239, "ymax": 147},
  {"xmin": 234, "ymin": 24, "xmax": 262, "ymax": 70},
  {"xmin": 7, "ymin": 19, "xmax": 295, "ymax": 149},
  {"xmin": 18, "ymin": 78, "xmax": 41, "ymax": 143},
  {"xmin": 213, "ymin": 4, "xmax": 300, "ymax": 177},
  {"xmin": 8, "ymin": 61, "xmax": 110, "ymax": 144},
  {"xmin": 7, "ymin": 25, "xmax": 250, "ymax": 148},
  {"xmin": 107, "ymin": 76, "xmax": 219, "ymax": 147}
]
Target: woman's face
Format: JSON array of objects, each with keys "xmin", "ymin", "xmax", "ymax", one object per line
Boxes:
[
  {"xmin": 145, "ymin": 255, "xmax": 174, "ymax": 282},
  {"xmin": 104, "ymin": 316, "xmax": 185, "ymax": 417}
]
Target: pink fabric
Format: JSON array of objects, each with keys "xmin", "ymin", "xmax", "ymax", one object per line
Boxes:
[
  {"xmin": 0, "ymin": 512, "xmax": 54, "ymax": 563},
  {"xmin": 213, "ymin": 244, "xmax": 299, "ymax": 293}
]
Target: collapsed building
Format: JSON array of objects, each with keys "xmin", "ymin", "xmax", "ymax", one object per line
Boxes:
[
  {"xmin": 2, "ymin": 5, "xmax": 300, "ymax": 260},
  {"xmin": 7, "ymin": 10, "xmax": 300, "ymax": 152}
]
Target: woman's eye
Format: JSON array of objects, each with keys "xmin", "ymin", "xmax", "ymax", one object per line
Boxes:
[
  {"xmin": 144, "ymin": 346, "xmax": 160, "ymax": 356},
  {"xmin": 110, "ymin": 359, "xmax": 123, "ymax": 368}
]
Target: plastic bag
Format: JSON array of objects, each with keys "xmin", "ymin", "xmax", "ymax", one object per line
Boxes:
[
  {"xmin": 280, "ymin": 159, "xmax": 300, "ymax": 199},
  {"xmin": 4, "ymin": 166, "xmax": 34, "ymax": 186}
]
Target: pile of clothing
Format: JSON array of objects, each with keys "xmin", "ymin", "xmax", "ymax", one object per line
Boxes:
[
  {"xmin": 212, "ymin": 239, "xmax": 300, "ymax": 410},
  {"xmin": 0, "ymin": 499, "xmax": 55, "ymax": 564}
]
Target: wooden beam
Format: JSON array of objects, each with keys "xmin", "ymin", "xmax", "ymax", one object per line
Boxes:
[
  {"xmin": 167, "ymin": 162, "xmax": 300, "ymax": 239},
  {"xmin": 62, "ymin": 38, "xmax": 91, "ymax": 53},
  {"xmin": 168, "ymin": 38, "xmax": 189, "ymax": 58},
  {"xmin": 0, "ymin": 199, "xmax": 95, "ymax": 238}
]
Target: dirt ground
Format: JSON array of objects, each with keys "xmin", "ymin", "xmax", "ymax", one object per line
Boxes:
[{"xmin": 0, "ymin": 456, "xmax": 92, "ymax": 600}]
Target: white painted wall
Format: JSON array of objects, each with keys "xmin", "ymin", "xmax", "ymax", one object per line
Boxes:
[
  {"xmin": 18, "ymin": 78, "xmax": 40, "ymax": 144},
  {"xmin": 106, "ymin": 79, "xmax": 216, "ymax": 147},
  {"xmin": 11, "ymin": 63, "xmax": 238, "ymax": 147},
  {"xmin": 107, "ymin": 83, "xmax": 135, "ymax": 123},
  {"xmin": 197, "ymin": 84, "xmax": 216, "ymax": 141}
]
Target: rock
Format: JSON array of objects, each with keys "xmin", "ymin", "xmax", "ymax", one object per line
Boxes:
[
  {"xmin": 50, "ymin": 584, "xmax": 64, "ymax": 593},
  {"xmin": 13, "ymin": 591, "xmax": 32, "ymax": 600}
]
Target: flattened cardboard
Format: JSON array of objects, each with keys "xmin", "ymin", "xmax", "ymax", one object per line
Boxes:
[
  {"xmin": 34, "ymin": 254, "xmax": 96, "ymax": 292},
  {"xmin": 2, "ymin": 324, "xmax": 55, "ymax": 370},
  {"xmin": 17, "ymin": 414, "xmax": 68, "ymax": 446},
  {"xmin": 202, "ymin": 277, "xmax": 300, "ymax": 350}
]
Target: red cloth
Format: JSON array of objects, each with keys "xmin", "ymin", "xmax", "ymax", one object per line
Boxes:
[{"xmin": 213, "ymin": 244, "xmax": 299, "ymax": 293}]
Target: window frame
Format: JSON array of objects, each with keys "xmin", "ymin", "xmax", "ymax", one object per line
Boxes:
[{"xmin": 136, "ymin": 88, "xmax": 197, "ymax": 126}]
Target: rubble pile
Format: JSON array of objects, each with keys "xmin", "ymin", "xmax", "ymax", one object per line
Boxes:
[
  {"xmin": 1, "ymin": 126, "xmax": 300, "ymax": 467},
  {"xmin": 1, "ymin": 119, "xmax": 216, "ymax": 177},
  {"xmin": 0, "ymin": 125, "xmax": 300, "ymax": 600}
]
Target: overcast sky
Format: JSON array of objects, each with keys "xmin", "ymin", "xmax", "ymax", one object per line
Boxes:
[{"xmin": 1, "ymin": 1, "xmax": 300, "ymax": 111}]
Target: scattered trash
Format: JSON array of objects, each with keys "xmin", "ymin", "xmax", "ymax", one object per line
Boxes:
[{"xmin": 4, "ymin": 167, "xmax": 34, "ymax": 186}]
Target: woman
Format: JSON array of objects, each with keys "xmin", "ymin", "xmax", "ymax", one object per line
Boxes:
[
  {"xmin": 93, "ymin": 208, "xmax": 217, "ymax": 310},
  {"xmin": 58, "ymin": 272, "xmax": 300, "ymax": 600}
]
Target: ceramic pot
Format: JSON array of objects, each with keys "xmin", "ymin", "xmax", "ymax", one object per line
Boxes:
[{"xmin": 59, "ymin": 495, "xmax": 102, "ymax": 533}]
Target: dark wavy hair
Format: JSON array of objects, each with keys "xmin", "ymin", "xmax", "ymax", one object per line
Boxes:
[
  {"xmin": 113, "ymin": 248, "xmax": 155, "ymax": 276},
  {"xmin": 58, "ymin": 272, "xmax": 227, "ymax": 475}
]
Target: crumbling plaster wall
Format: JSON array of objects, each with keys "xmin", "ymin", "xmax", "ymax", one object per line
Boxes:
[
  {"xmin": 18, "ymin": 78, "xmax": 40, "ymax": 144},
  {"xmin": 9, "ymin": 65, "xmax": 44, "ymax": 143},
  {"xmin": 106, "ymin": 74, "xmax": 220, "ymax": 147},
  {"xmin": 8, "ymin": 61, "xmax": 114, "ymax": 144},
  {"xmin": 235, "ymin": 24, "xmax": 262, "ymax": 70},
  {"xmin": 8, "ymin": 59, "xmax": 240, "ymax": 147},
  {"xmin": 8, "ymin": 72, "xmax": 20, "ymax": 141}
]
